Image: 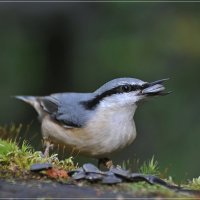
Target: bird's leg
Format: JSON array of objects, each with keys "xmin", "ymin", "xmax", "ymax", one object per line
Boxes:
[
  {"xmin": 43, "ymin": 137, "xmax": 54, "ymax": 157},
  {"xmin": 98, "ymin": 158, "xmax": 114, "ymax": 169}
]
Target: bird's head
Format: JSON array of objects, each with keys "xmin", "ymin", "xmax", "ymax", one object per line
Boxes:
[{"xmin": 82, "ymin": 77, "xmax": 170, "ymax": 110}]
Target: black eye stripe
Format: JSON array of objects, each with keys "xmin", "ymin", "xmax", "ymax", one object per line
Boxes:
[
  {"xmin": 81, "ymin": 84, "xmax": 143, "ymax": 110},
  {"xmin": 97, "ymin": 84, "xmax": 142, "ymax": 98}
]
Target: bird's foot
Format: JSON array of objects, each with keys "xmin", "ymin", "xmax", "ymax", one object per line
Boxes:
[
  {"xmin": 105, "ymin": 160, "xmax": 114, "ymax": 169},
  {"xmin": 98, "ymin": 158, "xmax": 114, "ymax": 169},
  {"xmin": 43, "ymin": 139, "xmax": 54, "ymax": 157}
]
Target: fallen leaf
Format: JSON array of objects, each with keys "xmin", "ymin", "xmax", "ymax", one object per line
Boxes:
[{"xmin": 46, "ymin": 168, "xmax": 69, "ymax": 179}]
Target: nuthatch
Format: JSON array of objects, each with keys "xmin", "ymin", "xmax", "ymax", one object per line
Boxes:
[{"xmin": 15, "ymin": 77, "xmax": 169, "ymax": 168}]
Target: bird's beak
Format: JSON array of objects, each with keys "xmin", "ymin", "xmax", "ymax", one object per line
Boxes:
[{"xmin": 141, "ymin": 78, "xmax": 171, "ymax": 96}]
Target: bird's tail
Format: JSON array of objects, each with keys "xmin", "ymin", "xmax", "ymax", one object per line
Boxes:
[
  {"xmin": 15, "ymin": 95, "xmax": 37, "ymax": 105},
  {"xmin": 14, "ymin": 95, "xmax": 42, "ymax": 116}
]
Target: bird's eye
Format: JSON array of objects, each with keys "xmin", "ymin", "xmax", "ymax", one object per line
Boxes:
[{"xmin": 119, "ymin": 85, "xmax": 132, "ymax": 93}]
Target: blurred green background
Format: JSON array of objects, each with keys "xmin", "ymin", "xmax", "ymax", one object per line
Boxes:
[{"xmin": 0, "ymin": 3, "xmax": 200, "ymax": 181}]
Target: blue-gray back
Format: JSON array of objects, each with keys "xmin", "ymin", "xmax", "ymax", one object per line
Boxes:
[{"xmin": 41, "ymin": 92, "xmax": 94, "ymax": 127}]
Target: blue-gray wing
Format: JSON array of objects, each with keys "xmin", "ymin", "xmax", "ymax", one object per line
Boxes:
[{"xmin": 40, "ymin": 93, "xmax": 93, "ymax": 128}]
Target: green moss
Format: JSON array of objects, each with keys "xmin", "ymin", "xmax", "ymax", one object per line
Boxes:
[
  {"xmin": 0, "ymin": 138, "xmax": 77, "ymax": 172},
  {"xmin": 120, "ymin": 157, "xmax": 199, "ymax": 197},
  {"xmin": 184, "ymin": 176, "xmax": 200, "ymax": 190},
  {"xmin": 139, "ymin": 156, "xmax": 160, "ymax": 176},
  {"xmin": 124, "ymin": 182, "xmax": 191, "ymax": 198},
  {"xmin": 0, "ymin": 124, "xmax": 77, "ymax": 179},
  {"xmin": 121, "ymin": 156, "xmax": 160, "ymax": 176}
]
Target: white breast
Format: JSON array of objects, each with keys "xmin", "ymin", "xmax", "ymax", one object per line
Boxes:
[
  {"xmin": 83, "ymin": 104, "xmax": 137, "ymax": 157},
  {"xmin": 41, "ymin": 104, "xmax": 137, "ymax": 158}
]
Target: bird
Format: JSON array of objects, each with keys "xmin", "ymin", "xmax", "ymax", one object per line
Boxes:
[{"xmin": 15, "ymin": 77, "xmax": 170, "ymax": 168}]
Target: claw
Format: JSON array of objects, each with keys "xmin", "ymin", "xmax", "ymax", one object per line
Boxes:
[
  {"xmin": 98, "ymin": 158, "xmax": 114, "ymax": 169},
  {"xmin": 43, "ymin": 139, "xmax": 54, "ymax": 157}
]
